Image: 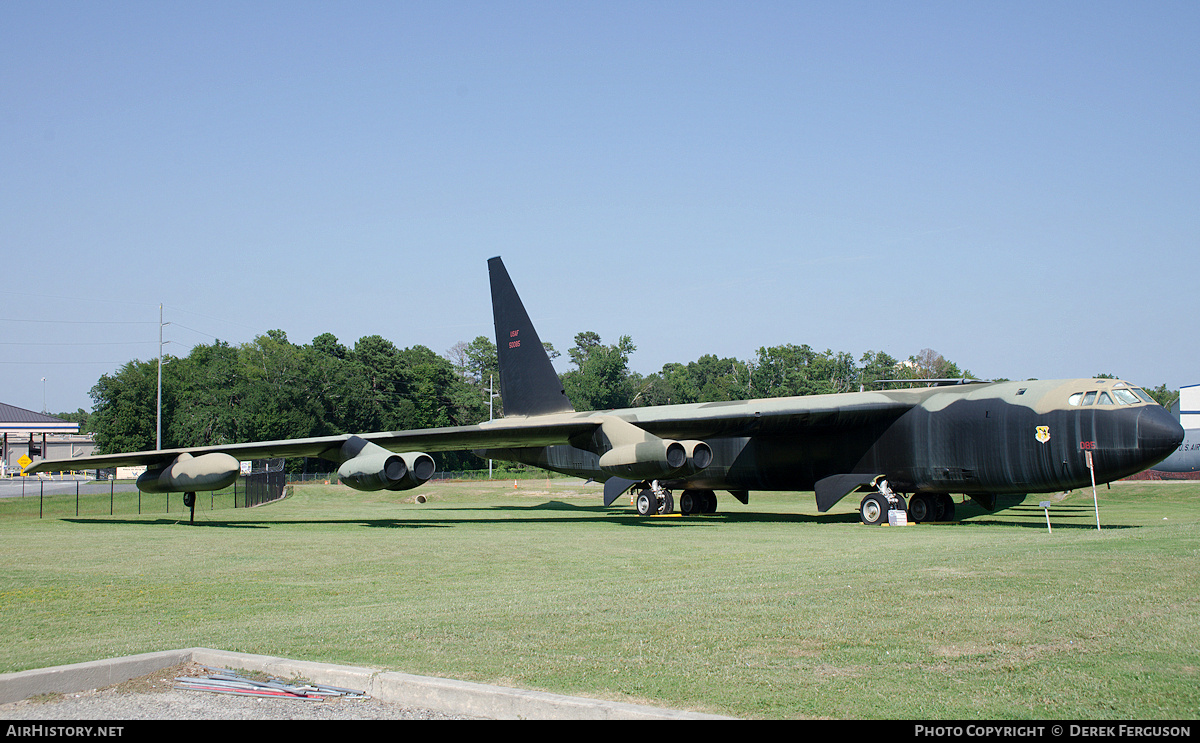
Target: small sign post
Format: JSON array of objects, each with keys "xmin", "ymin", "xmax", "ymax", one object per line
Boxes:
[
  {"xmin": 1085, "ymin": 449, "xmax": 1101, "ymax": 531},
  {"xmin": 1039, "ymin": 501, "xmax": 1053, "ymax": 533}
]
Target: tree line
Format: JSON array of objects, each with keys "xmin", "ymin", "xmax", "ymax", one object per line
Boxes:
[{"xmin": 56, "ymin": 329, "xmax": 1178, "ymax": 469}]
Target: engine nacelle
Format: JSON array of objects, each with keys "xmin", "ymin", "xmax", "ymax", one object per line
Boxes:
[
  {"xmin": 598, "ymin": 439, "xmax": 712, "ymax": 480},
  {"xmin": 337, "ymin": 437, "xmax": 435, "ymax": 492},
  {"xmin": 137, "ymin": 452, "xmax": 240, "ymax": 494}
]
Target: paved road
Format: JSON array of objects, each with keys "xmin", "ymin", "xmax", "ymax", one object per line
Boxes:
[{"xmin": 0, "ymin": 478, "xmax": 137, "ymax": 499}]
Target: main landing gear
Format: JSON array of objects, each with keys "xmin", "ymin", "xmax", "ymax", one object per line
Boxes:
[
  {"xmin": 907, "ymin": 492, "xmax": 956, "ymax": 523},
  {"xmin": 858, "ymin": 480, "xmax": 905, "ymax": 526},
  {"xmin": 858, "ymin": 481, "xmax": 956, "ymax": 525},
  {"xmin": 632, "ymin": 482, "xmax": 718, "ymax": 516}
]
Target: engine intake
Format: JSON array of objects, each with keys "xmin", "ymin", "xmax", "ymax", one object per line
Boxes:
[
  {"xmin": 337, "ymin": 436, "xmax": 435, "ymax": 492},
  {"xmin": 598, "ymin": 439, "xmax": 712, "ymax": 480}
]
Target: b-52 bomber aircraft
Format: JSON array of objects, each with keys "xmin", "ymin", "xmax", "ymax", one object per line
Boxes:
[{"xmin": 26, "ymin": 257, "xmax": 1185, "ymax": 526}]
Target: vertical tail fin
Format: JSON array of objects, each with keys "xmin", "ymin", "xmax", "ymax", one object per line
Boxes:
[{"xmin": 488, "ymin": 257, "xmax": 574, "ymax": 417}]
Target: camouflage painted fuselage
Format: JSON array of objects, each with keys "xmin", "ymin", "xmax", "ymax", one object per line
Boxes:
[{"xmin": 483, "ymin": 377, "xmax": 1183, "ymax": 511}]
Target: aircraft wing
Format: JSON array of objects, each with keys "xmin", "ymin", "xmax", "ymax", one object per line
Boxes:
[
  {"xmin": 22, "ymin": 391, "xmax": 917, "ymax": 475},
  {"xmin": 21, "ymin": 417, "xmax": 604, "ymax": 475}
]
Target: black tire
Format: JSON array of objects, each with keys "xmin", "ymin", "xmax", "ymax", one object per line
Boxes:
[
  {"xmin": 938, "ymin": 494, "xmax": 956, "ymax": 521},
  {"xmin": 635, "ymin": 490, "xmax": 657, "ymax": 517},
  {"xmin": 183, "ymin": 492, "xmax": 195, "ymax": 508},
  {"xmin": 859, "ymin": 493, "xmax": 889, "ymax": 525},
  {"xmin": 679, "ymin": 490, "xmax": 699, "ymax": 516},
  {"xmin": 702, "ymin": 490, "xmax": 717, "ymax": 514},
  {"xmin": 909, "ymin": 494, "xmax": 932, "ymax": 523}
]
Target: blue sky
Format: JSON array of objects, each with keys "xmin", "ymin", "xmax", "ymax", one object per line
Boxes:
[{"xmin": 3, "ymin": 1, "xmax": 1197, "ymax": 414}]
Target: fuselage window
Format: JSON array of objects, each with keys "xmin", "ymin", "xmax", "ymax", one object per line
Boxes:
[
  {"xmin": 1113, "ymin": 389, "xmax": 1140, "ymax": 405},
  {"xmin": 1097, "ymin": 392, "xmax": 1114, "ymax": 405},
  {"xmin": 1082, "ymin": 391, "xmax": 1098, "ymax": 405},
  {"xmin": 1068, "ymin": 393, "xmax": 1083, "ymax": 406}
]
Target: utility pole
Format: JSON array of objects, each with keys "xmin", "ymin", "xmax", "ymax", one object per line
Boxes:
[
  {"xmin": 488, "ymin": 374, "xmax": 499, "ymax": 479},
  {"xmin": 157, "ymin": 304, "xmax": 170, "ymax": 450}
]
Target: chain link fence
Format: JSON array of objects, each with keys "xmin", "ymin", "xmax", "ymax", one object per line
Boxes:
[
  {"xmin": 0, "ymin": 459, "xmax": 289, "ymax": 520},
  {"xmin": 1, "ymin": 460, "xmax": 574, "ymax": 521}
]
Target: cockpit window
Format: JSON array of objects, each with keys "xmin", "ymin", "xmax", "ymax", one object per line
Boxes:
[
  {"xmin": 1068, "ymin": 393, "xmax": 1083, "ymax": 406},
  {"xmin": 1097, "ymin": 392, "xmax": 1114, "ymax": 405},
  {"xmin": 1133, "ymin": 388, "xmax": 1154, "ymax": 404},
  {"xmin": 1112, "ymin": 389, "xmax": 1140, "ymax": 405},
  {"xmin": 1082, "ymin": 391, "xmax": 1097, "ymax": 405}
]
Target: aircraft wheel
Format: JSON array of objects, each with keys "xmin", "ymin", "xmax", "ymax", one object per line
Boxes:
[
  {"xmin": 859, "ymin": 493, "xmax": 889, "ymax": 525},
  {"xmin": 938, "ymin": 494, "xmax": 956, "ymax": 521},
  {"xmin": 661, "ymin": 492, "xmax": 674, "ymax": 515},
  {"xmin": 679, "ymin": 490, "xmax": 700, "ymax": 516},
  {"xmin": 702, "ymin": 490, "xmax": 718, "ymax": 514},
  {"xmin": 931, "ymin": 494, "xmax": 947, "ymax": 520},
  {"xmin": 635, "ymin": 490, "xmax": 657, "ymax": 517},
  {"xmin": 909, "ymin": 494, "xmax": 932, "ymax": 523},
  {"xmin": 183, "ymin": 492, "xmax": 195, "ymax": 508}
]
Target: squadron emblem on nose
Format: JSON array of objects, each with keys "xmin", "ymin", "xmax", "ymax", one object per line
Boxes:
[{"xmin": 1035, "ymin": 425, "xmax": 1051, "ymax": 444}]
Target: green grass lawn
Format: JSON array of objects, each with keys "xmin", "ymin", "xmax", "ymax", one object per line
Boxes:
[{"xmin": 1, "ymin": 478, "xmax": 1197, "ymax": 719}]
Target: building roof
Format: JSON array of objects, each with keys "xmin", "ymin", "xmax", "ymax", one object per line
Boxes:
[{"xmin": 0, "ymin": 402, "xmax": 79, "ymax": 433}]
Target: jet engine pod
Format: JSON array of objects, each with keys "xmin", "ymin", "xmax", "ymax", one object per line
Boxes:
[
  {"xmin": 676, "ymin": 440, "xmax": 713, "ymax": 475},
  {"xmin": 386, "ymin": 452, "xmax": 436, "ymax": 492},
  {"xmin": 598, "ymin": 438, "xmax": 713, "ymax": 480},
  {"xmin": 137, "ymin": 452, "xmax": 240, "ymax": 494},
  {"xmin": 337, "ymin": 437, "xmax": 435, "ymax": 492}
]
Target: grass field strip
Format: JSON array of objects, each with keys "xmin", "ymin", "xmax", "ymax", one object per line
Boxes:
[{"xmin": 173, "ymin": 666, "xmax": 367, "ymax": 701}]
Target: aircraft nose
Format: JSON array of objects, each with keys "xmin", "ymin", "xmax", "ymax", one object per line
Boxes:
[{"xmin": 1138, "ymin": 405, "xmax": 1185, "ymax": 464}]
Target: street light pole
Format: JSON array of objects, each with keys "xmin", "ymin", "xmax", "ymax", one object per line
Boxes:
[
  {"xmin": 157, "ymin": 304, "xmax": 170, "ymax": 450},
  {"xmin": 488, "ymin": 374, "xmax": 500, "ymax": 479},
  {"xmin": 157, "ymin": 305, "xmax": 162, "ymax": 450}
]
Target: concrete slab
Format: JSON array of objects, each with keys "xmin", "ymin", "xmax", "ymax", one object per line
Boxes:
[
  {"xmin": 0, "ymin": 648, "xmax": 732, "ymax": 720},
  {"xmin": 0, "ymin": 649, "xmax": 194, "ymax": 705}
]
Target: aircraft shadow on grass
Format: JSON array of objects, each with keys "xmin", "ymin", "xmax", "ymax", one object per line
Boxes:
[{"xmin": 58, "ymin": 499, "xmax": 1137, "ymax": 530}]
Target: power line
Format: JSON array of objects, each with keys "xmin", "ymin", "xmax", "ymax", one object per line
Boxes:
[
  {"xmin": 0, "ymin": 318, "xmax": 156, "ymax": 324},
  {"xmin": 0, "ymin": 360, "xmax": 128, "ymax": 365},
  {"xmin": 0, "ymin": 341, "xmax": 157, "ymax": 346}
]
